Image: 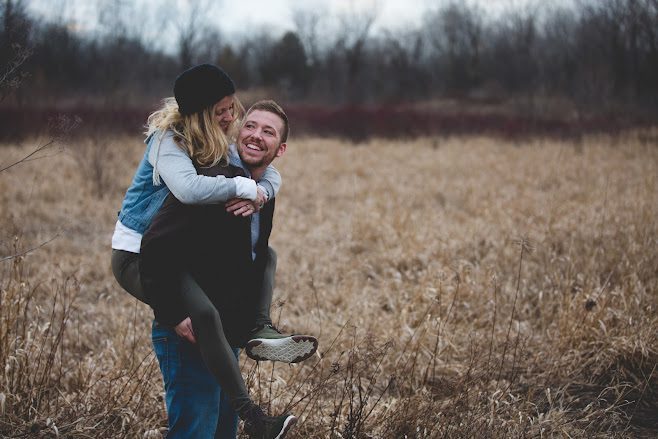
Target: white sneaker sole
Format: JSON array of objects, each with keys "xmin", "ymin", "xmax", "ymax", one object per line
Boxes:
[
  {"xmin": 246, "ymin": 335, "xmax": 318, "ymax": 363},
  {"xmin": 275, "ymin": 415, "xmax": 297, "ymax": 439}
]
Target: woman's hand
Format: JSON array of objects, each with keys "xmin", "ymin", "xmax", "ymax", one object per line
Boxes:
[
  {"xmin": 225, "ymin": 187, "xmax": 266, "ymax": 217},
  {"xmin": 175, "ymin": 317, "xmax": 197, "ymax": 344}
]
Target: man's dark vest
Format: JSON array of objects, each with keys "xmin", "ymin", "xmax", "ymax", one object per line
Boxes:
[{"xmin": 140, "ymin": 162, "xmax": 275, "ymax": 346}]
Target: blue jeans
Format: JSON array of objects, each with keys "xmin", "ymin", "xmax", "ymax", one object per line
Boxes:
[{"xmin": 152, "ymin": 321, "xmax": 239, "ymax": 439}]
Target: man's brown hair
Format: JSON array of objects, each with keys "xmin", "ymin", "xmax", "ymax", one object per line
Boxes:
[{"xmin": 246, "ymin": 99, "xmax": 289, "ymax": 143}]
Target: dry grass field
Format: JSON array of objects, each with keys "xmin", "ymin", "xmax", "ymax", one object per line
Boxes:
[{"xmin": 1, "ymin": 131, "xmax": 657, "ymax": 438}]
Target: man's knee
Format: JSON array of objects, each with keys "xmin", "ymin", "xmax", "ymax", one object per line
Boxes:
[{"xmin": 167, "ymin": 383, "xmax": 220, "ymax": 438}]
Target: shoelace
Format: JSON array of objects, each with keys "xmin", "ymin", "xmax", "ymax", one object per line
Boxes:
[{"xmin": 264, "ymin": 324, "xmax": 282, "ymax": 334}]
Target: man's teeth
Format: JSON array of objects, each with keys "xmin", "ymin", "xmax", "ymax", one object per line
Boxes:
[{"xmin": 246, "ymin": 143, "xmax": 261, "ymax": 151}]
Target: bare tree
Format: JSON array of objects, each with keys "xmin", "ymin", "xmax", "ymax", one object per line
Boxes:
[
  {"xmin": 425, "ymin": 1, "xmax": 483, "ymax": 93},
  {"xmin": 132, "ymin": 0, "xmax": 176, "ymax": 54},
  {"xmin": 1, "ymin": 0, "xmax": 31, "ymax": 102},
  {"xmin": 175, "ymin": 0, "xmax": 218, "ymax": 69},
  {"xmin": 538, "ymin": 7, "xmax": 580, "ymax": 96},
  {"xmin": 376, "ymin": 28, "xmax": 430, "ymax": 101},
  {"xmin": 291, "ymin": 4, "xmax": 327, "ymax": 69},
  {"xmin": 258, "ymin": 31, "xmax": 310, "ymax": 99},
  {"xmin": 0, "ymin": 44, "xmax": 30, "ymax": 103},
  {"xmin": 97, "ymin": 0, "xmax": 132, "ymax": 38},
  {"xmin": 333, "ymin": 1, "xmax": 380, "ymax": 102}
]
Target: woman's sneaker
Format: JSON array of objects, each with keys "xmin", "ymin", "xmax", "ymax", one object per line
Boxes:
[
  {"xmin": 243, "ymin": 405, "xmax": 297, "ymax": 439},
  {"xmin": 246, "ymin": 324, "xmax": 318, "ymax": 363}
]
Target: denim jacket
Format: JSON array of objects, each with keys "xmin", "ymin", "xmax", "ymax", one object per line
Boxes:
[{"xmin": 117, "ymin": 135, "xmax": 169, "ymax": 234}]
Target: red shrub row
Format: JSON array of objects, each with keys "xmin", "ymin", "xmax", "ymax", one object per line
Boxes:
[
  {"xmin": 287, "ymin": 105, "xmax": 647, "ymax": 142},
  {"xmin": 0, "ymin": 104, "xmax": 650, "ymax": 143}
]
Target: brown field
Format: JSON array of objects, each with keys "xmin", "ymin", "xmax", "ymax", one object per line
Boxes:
[{"xmin": 1, "ymin": 132, "xmax": 657, "ymax": 438}]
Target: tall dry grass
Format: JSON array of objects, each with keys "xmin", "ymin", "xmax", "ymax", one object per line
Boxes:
[{"xmin": 1, "ymin": 131, "xmax": 656, "ymax": 438}]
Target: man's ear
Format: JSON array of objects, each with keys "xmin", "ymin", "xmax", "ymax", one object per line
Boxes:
[{"xmin": 275, "ymin": 142, "xmax": 287, "ymax": 158}]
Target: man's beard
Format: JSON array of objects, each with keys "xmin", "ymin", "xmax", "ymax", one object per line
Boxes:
[{"xmin": 239, "ymin": 144, "xmax": 280, "ymax": 169}]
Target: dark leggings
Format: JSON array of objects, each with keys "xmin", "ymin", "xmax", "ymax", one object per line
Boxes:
[{"xmin": 110, "ymin": 248, "xmax": 277, "ymax": 414}]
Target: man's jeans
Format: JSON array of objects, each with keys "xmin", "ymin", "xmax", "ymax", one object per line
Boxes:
[{"xmin": 152, "ymin": 321, "xmax": 239, "ymax": 439}]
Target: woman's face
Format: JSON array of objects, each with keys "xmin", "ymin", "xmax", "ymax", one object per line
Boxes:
[{"xmin": 213, "ymin": 95, "xmax": 235, "ymax": 133}]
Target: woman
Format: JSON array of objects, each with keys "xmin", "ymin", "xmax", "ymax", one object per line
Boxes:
[
  {"xmin": 111, "ymin": 64, "xmax": 278, "ymax": 306},
  {"xmin": 111, "ymin": 64, "xmax": 298, "ymax": 439}
]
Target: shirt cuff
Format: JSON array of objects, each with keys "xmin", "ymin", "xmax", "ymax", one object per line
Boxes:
[
  {"xmin": 257, "ymin": 180, "xmax": 275, "ymax": 200},
  {"xmin": 234, "ymin": 176, "xmax": 258, "ymax": 200},
  {"xmin": 256, "ymin": 184, "xmax": 269, "ymax": 201}
]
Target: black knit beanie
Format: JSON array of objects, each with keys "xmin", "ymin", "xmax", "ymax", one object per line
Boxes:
[{"xmin": 174, "ymin": 64, "xmax": 236, "ymax": 116}]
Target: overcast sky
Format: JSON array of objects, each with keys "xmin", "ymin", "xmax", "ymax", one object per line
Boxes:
[
  {"xmin": 27, "ymin": 0, "xmax": 573, "ymax": 33},
  {"xmin": 210, "ymin": 0, "xmax": 435, "ymax": 35},
  {"xmin": 212, "ymin": 0, "xmax": 568, "ymax": 34},
  {"xmin": 25, "ymin": 0, "xmax": 430, "ymax": 34}
]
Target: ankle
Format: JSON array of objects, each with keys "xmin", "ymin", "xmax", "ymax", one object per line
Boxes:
[{"xmin": 239, "ymin": 401, "xmax": 265, "ymax": 421}]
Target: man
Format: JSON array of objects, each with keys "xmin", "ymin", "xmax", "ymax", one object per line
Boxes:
[{"xmin": 141, "ymin": 100, "xmax": 313, "ymax": 438}]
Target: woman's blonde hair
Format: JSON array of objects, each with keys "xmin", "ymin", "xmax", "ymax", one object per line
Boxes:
[{"xmin": 145, "ymin": 96, "xmax": 245, "ymax": 167}]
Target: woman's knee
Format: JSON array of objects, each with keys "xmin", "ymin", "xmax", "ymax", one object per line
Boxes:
[
  {"xmin": 194, "ymin": 306, "xmax": 223, "ymax": 332},
  {"xmin": 267, "ymin": 246, "xmax": 277, "ymax": 269},
  {"xmin": 111, "ymin": 250, "xmax": 145, "ymax": 300},
  {"xmin": 110, "ymin": 250, "xmax": 125, "ymax": 283}
]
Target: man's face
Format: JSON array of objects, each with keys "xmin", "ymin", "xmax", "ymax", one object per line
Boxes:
[
  {"xmin": 237, "ymin": 109, "xmax": 287, "ymax": 169},
  {"xmin": 213, "ymin": 95, "xmax": 235, "ymax": 133}
]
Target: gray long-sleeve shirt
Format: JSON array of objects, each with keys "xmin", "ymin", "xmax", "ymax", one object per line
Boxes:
[{"xmin": 148, "ymin": 130, "xmax": 281, "ymax": 204}]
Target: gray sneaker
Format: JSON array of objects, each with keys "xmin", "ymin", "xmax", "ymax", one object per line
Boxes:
[{"xmin": 246, "ymin": 324, "xmax": 318, "ymax": 363}]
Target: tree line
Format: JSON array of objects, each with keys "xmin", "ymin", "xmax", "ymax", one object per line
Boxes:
[{"xmin": 1, "ymin": 0, "xmax": 657, "ymax": 115}]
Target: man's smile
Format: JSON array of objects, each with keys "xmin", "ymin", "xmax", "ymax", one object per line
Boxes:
[{"xmin": 244, "ymin": 142, "xmax": 263, "ymax": 152}]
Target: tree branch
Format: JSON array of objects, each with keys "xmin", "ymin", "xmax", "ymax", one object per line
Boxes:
[
  {"xmin": 0, "ymin": 140, "xmax": 56, "ymax": 174},
  {"xmin": 0, "ymin": 234, "xmax": 60, "ymax": 263}
]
